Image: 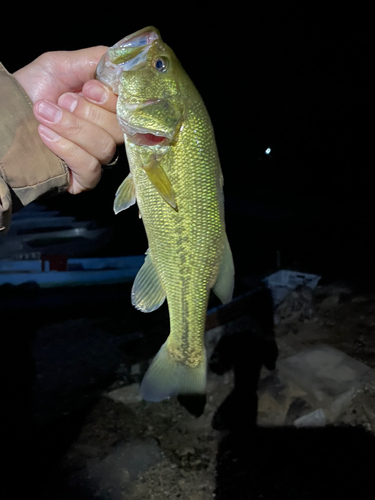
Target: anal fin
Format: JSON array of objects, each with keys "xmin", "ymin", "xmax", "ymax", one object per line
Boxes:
[{"xmin": 132, "ymin": 251, "xmax": 166, "ymax": 312}]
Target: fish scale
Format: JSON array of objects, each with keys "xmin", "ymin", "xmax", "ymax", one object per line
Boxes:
[
  {"xmin": 128, "ymin": 100, "xmax": 221, "ymax": 366},
  {"xmin": 96, "ymin": 27, "xmax": 234, "ymax": 408}
]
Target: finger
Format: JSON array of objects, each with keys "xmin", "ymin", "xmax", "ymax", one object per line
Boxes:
[
  {"xmin": 13, "ymin": 47, "xmax": 109, "ymax": 104},
  {"xmin": 37, "ymin": 124, "xmax": 102, "ymax": 194},
  {"xmin": 82, "ymin": 80, "xmax": 119, "ymax": 113},
  {"xmin": 34, "ymin": 99, "xmax": 116, "ymax": 165},
  {"xmin": 58, "ymin": 92, "xmax": 123, "ymax": 144}
]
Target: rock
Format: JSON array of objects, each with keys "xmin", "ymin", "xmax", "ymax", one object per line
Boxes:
[
  {"xmin": 351, "ymin": 295, "xmax": 369, "ymax": 303},
  {"xmin": 130, "ymin": 363, "xmax": 141, "ymax": 376},
  {"xmin": 340, "ymin": 381, "xmax": 375, "ymax": 432},
  {"xmin": 206, "ymin": 325, "xmax": 225, "ymax": 360},
  {"xmin": 278, "ymin": 344, "xmax": 375, "ymax": 422},
  {"xmin": 325, "ymin": 320, "xmax": 336, "ymax": 327},
  {"xmin": 72, "ymin": 443, "xmax": 101, "ymax": 458},
  {"xmin": 315, "ymin": 283, "xmax": 352, "ymax": 298},
  {"xmin": 294, "ymin": 408, "xmax": 327, "ymax": 427},
  {"xmin": 70, "ymin": 438, "xmax": 162, "ymax": 499},
  {"xmin": 318, "ymin": 294, "xmax": 340, "ymax": 310},
  {"xmin": 275, "ymin": 285, "xmax": 316, "ymax": 325},
  {"xmin": 258, "ymin": 345, "xmax": 375, "ymax": 426},
  {"xmin": 188, "ymin": 494, "xmax": 205, "ymax": 500},
  {"xmin": 301, "ymin": 288, "xmax": 313, "ymax": 301},
  {"xmin": 106, "ymin": 383, "xmax": 142, "ymax": 405},
  {"xmin": 257, "ymin": 390, "xmax": 288, "ymax": 426},
  {"xmin": 257, "ymin": 372, "xmax": 308, "ymax": 426},
  {"xmin": 178, "ymin": 446, "xmax": 195, "ymax": 457},
  {"xmin": 284, "ymin": 397, "xmax": 313, "ymax": 425}
]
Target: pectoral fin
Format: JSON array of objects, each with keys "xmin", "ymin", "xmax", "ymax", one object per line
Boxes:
[
  {"xmin": 142, "ymin": 158, "xmax": 177, "ymax": 210},
  {"xmin": 132, "ymin": 251, "xmax": 166, "ymax": 312},
  {"xmin": 213, "ymin": 236, "xmax": 235, "ymax": 304},
  {"xmin": 114, "ymin": 173, "xmax": 137, "ymax": 214}
]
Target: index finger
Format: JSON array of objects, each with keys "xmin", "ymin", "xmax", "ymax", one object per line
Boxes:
[{"xmin": 82, "ymin": 80, "xmax": 118, "ymax": 113}]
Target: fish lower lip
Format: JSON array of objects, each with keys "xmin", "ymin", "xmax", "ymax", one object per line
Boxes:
[
  {"xmin": 124, "ymin": 99, "xmax": 159, "ymax": 110},
  {"xmin": 131, "ymin": 133, "xmax": 168, "ymax": 146},
  {"xmin": 118, "ymin": 116, "xmax": 171, "ymax": 145}
]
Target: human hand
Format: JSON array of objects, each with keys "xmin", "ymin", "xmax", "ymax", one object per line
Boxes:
[{"xmin": 13, "ymin": 47, "xmax": 123, "ymax": 194}]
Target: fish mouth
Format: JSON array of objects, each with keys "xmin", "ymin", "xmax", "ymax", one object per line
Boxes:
[
  {"xmin": 96, "ymin": 27, "xmax": 180, "ymax": 146},
  {"xmin": 118, "ymin": 115, "xmax": 170, "ymax": 146},
  {"xmin": 128, "ymin": 131, "xmax": 169, "ymax": 147},
  {"xmin": 118, "ymin": 98, "xmax": 180, "ymax": 146}
]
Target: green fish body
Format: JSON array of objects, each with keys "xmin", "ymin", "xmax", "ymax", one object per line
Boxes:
[{"xmin": 96, "ymin": 27, "xmax": 234, "ymax": 403}]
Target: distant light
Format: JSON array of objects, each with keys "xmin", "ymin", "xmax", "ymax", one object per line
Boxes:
[{"xmin": 265, "ymin": 148, "xmax": 271, "ymax": 155}]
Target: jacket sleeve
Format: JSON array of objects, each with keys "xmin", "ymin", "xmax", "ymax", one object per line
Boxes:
[{"xmin": 0, "ymin": 62, "xmax": 69, "ymax": 234}]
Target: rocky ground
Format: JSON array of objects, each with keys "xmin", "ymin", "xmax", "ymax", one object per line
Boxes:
[{"xmin": 2, "ymin": 279, "xmax": 375, "ymax": 499}]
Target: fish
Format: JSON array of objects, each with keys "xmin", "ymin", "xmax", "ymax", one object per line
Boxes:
[{"xmin": 96, "ymin": 27, "xmax": 234, "ymax": 411}]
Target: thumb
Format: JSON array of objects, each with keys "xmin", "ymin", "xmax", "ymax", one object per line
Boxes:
[{"xmin": 63, "ymin": 46, "xmax": 109, "ymax": 89}]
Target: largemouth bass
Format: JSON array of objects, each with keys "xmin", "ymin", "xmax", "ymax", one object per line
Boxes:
[{"xmin": 96, "ymin": 27, "xmax": 234, "ymax": 408}]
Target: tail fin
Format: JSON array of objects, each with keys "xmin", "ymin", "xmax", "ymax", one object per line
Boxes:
[{"xmin": 140, "ymin": 341, "xmax": 207, "ymax": 403}]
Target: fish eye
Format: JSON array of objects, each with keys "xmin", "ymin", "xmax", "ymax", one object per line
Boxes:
[{"xmin": 153, "ymin": 57, "xmax": 168, "ymax": 73}]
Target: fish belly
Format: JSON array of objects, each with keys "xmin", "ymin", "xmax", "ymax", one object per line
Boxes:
[{"xmin": 126, "ymin": 105, "xmax": 225, "ymax": 401}]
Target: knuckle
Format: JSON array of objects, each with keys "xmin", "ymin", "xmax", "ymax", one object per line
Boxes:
[
  {"xmin": 54, "ymin": 107, "xmax": 81, "ymax": 136},
  {"xmin": 100, "ymin": 137, "xmax": 116, "ymax": 163},
  {"xmin": 114, "ymin": 125, "xmax": 124, "ymax": 144},
  {"xmin": 37, "ymin": 51, "xmax": 54, "ymax": 65},
  {"xmin": 77, "ymin": 160, "xmax": 102, "ymax": 190},
  {"xmin": 63, "ymin": 118, "xmax": 82, "ymax": 137},
  {"xmin": 82, "ymin": 101, "xmax": 101, "ymax": 122},
  {"xmin": 65, "ymin": 150, "xmax": 101, "ymax": 184},
  {"xmin": 87, "ymin": 157, "xmax": 102, "ymax": 175},
  {"xmin": 59, "ymin": 141, "xmax": 81, "ymax": 161}
]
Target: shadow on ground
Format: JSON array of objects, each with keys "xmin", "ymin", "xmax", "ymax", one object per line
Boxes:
[
  {"xmin": 210, "ymin": 304, "xmax": 375, "ymax": 500},
  {"xmin": 1, "ymin": 282, "xmax": 375, "ymax": 499},
  {"xmin": 215, "ymin": 425, "xmax": 375, "ymax": 500}
]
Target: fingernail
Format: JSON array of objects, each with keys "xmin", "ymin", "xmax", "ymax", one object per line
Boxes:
[
  {"xmin": 58, "ymin": 93, "xmax": 78, "ymax": 113},
  {"xmin": 85, "ymin": 83, "xmax": 108, "ymax": 104},
  {"xmin": 37, "ymin": 101, "xmax": 62, "ymax": 123},
  {"xmin": 38, "ymin": 125, "xmax": 60, "ymax": 142}
]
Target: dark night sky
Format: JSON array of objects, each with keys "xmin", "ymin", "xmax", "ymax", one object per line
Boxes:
[{"xmin": 2, "ymin": 4, "xmax": 374, "ymax": 288}]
